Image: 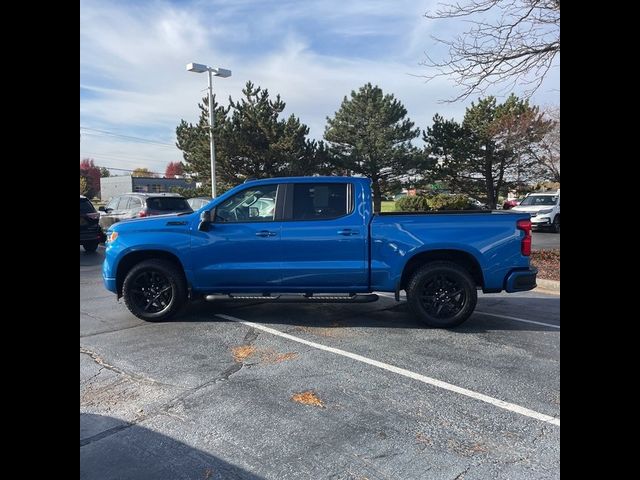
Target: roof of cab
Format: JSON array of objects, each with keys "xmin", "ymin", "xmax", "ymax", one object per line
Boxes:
[{"xmin": 242, "ymin": 176, "xmax": 371, "ymax": 186}]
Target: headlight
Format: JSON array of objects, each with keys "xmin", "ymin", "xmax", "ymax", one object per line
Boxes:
[
  {"xmin": 106, "ymin": 231, "xmax": 119, "ymax": 242},
  {"xmin": 537, "ymin": 209, "xmax": 553, "ymax": 215}
]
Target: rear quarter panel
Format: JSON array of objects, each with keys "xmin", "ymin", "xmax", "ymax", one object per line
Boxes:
[{"xmin": 370, "ymin": 212, "xmax": 530, "ymax": 291}]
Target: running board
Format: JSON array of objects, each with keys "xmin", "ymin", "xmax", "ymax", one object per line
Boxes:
[{"xmin": 205, "ymin": 293, "xmax": 379, "ymax": 304}]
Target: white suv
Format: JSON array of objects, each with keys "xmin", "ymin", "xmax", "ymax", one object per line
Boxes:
[{"xmin": 511, "ymin": 190, "xmax": 560, "ymax": 233}]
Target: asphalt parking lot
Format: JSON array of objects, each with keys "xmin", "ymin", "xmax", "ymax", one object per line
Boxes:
[
  {"xmin": 531, "ymin": 231, "xmax": 560, "ymax": 251},
  {"xmin": 81, "ymin": 248, "xmax": 559, "ymax": 480}
]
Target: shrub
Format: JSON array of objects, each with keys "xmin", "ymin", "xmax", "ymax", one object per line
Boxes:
[
  {"xmin": 426, "ymin": 193, "xmax": 474, "ymax": 211},
  {"xmin": 396, "ymin": 195, "xmax": 430, "ymax": 212}
]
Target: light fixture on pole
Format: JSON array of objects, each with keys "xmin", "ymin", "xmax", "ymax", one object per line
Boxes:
[{"xmin": 186, "ymin": 62, "xmax": 232, "ymax": 198}]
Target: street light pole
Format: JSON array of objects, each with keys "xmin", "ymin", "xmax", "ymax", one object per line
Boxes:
[
  {"xmin": 186, "ymin": 62, "xmax": 232, "ymax": 198},
  {"xmin": 207, "ymin": 68, "xmax": 216, "ymax": 199}
]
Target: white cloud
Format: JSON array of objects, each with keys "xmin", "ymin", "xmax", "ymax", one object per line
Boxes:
[{"xmin": 80, "ymin": 0, "xmax": 559, "ymax": 174}]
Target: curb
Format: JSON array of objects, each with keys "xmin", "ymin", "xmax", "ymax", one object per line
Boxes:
[{"xmin": 535, "ymin": 278, "xmax": 560, "ymax": 295}]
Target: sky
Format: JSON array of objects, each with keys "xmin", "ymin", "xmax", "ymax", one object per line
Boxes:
[{"xmin": 80, "ymin": 0, "xmax": 559, "ymax": 176}]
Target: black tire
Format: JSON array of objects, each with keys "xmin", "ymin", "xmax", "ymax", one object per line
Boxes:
[
  {"xmin": 122, "ymin": 259, "xmax": 187, "ymax": 322},
  {"xmin": 83, "ymin": 242, "xmax": 99, "ymax": 253},
  {"xmin": 406, "ymin": 261, "xmax": 478, "ymax": 328},
  {"xmin": 552, "ymin": 215, "xmax": 560, "ymax": 233}
]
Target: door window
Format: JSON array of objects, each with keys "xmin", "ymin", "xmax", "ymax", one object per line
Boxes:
[
  {"xmin": 215, "ymin": 185, "xmax": 278, "ymax": 222},
  {"xmin": 292, "ymin": 183, "xmax": 351, "ymax": 220}
]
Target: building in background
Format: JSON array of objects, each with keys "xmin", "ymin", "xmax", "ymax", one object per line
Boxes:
[{"xmin": 100, "ymin": 176, "xmax": 195, "ymax": 201}]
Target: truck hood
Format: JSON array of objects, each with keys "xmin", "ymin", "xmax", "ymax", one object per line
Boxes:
[{"xmin": 107, "ymin": 213, "xmax": 196, "ymax": 232}]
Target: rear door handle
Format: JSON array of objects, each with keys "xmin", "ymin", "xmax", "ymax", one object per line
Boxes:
[
  {"xmin": 337, "ymin": 229, "xmax": 359, "ymax": 236},
  {"xmin": 255, "ymin": 230, "xmax": 277, "ymax": 237}
]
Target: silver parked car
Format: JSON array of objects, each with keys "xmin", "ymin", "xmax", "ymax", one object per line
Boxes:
[{"xmin": 99, "ymin": 193, "xmax": 193, "ymax": 230}]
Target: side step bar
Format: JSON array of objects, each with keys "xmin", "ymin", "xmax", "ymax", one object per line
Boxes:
[{"xmin": 205, "ymin": 293, "xmax": 379, "ymax": 304}]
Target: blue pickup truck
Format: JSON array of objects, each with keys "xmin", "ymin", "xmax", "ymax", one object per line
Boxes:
[{"xmin": 102, "ymin": 176, "xmax": 536, "ymax": 328}]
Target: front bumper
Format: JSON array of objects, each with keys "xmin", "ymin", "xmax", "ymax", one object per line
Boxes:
[
  {"xmin": 102, "ymin": 249, "xmax": 117, "ymax": 293},
  {"xmin": 530, "ymin": 216, "xmax": 552, "ymax": 228},
  {"xmin": 504, "ymin": 267, "xmax": 538, "ymax": 292}
]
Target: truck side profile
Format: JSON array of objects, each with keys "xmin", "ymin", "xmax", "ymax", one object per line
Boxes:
[{"xmin": 102, "ymin": 177, "xmax": 537, "ymax": 328}]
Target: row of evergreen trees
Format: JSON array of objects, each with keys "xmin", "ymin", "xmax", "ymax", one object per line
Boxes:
[{"xmin": 176, "ymin": 81, "xmax": 557, "ymax": 210}]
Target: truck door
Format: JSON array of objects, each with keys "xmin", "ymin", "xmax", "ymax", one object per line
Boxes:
[
  {"xmin": 190, "ymin": 183, "xmax": 283, "ymax": 290},
  {"xmin": 280, "ymin": 182, "xmax": 368, "ymax": 289}
]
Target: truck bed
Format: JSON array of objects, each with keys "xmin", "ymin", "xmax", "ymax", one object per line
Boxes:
[{"xmin": 369, "ymin": 210, "xmax": 530, "ymax": 292}]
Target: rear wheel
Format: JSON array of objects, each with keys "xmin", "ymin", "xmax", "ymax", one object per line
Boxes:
[
  {"xmin": 406, "ymin": 261, "xmax": 477, "ymax": 328},
  {"xmin": 122, "ymin": 259, "xmax": 187, "ymax": 322},
  {"xmin": 83, "ymin": 242, "xmax": 98, "ymax": 253}
]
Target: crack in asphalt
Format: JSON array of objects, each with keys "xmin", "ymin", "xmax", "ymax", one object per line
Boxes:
[
  {"xmin": 81, "ymin": 366, "xmax": 105, "ymax": 386},
  {"xmin": 79, "ymin": 346, "xmax": 176, "ymax": 388},
  {"xmin": 80, "ymin": 322, "xmax": 150, "ymax": 338},
  {"xmin": 80, "ymin": 421, "xmax": 135, "ymax": 447},
  {"xmin": 453, "ymin": 463, "xmax": 473, "ymax": 480},
  {"xmin": 159, "ymin": 325, "xmax": 259, "ymax": 416}
]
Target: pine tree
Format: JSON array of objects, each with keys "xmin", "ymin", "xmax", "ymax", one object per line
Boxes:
[
  {"xmin": 423, "ymin": 95, "xmax": 552, "ymax": 208},
  {"xmin": 324, "ymin": 83, "xmax": 421, "ymax": 212},
  {"xmin": 176, "ymin": 81, "xmax": 324, "ymax": 195}
]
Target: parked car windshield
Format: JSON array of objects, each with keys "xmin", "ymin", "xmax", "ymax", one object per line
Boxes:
[
  {"xmin": 146, "ymin": 197, "xmax": 191, "ymax": 211},
  {"xmin": 80, "ymin": 198, "xmax": 96, "ymax": 214},
  {"xmin": 519, "ymin": 195, "xmax": 557, "ymax": 206}
]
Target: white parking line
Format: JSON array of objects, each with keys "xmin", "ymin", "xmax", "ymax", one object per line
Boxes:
[
  {"xmin": 216, "ymin": 313, "xmax": 560, "ymax": 427},
  {"xmin": 474, "ymin": 311, "xmax": 560, "ymax": 329},
  {"xmin": 375, "ymin": 292, "xmax": 560, "ymax": 329}
]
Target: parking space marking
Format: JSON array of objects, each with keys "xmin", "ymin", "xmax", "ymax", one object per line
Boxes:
[
  {"xmin": 375, "ymin": 293, "xmax": 559, "ymax": 329},
  {"xmin": 216, "ymin": 313, "xmax": 560, "ymax": 427},
  {"xmin": 474, "ymin": 311, "xmax": 560, "ymax": 329}
]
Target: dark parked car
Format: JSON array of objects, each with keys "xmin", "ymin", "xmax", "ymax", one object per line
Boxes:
[
  {"xmin": 99, "ymin": 193, "xmax": 192, "ymax": 230},
  {"xmin": 80, "ymin": 196, "xmax": 106, "ymax": 253},
  {"xmin": 186, "ymin": 197, "xmax": 211, "ymax": 211}
]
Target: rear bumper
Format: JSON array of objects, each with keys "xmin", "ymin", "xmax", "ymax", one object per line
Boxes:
[{"xmin": 504, "ymin": 267, "xmax": 538, "ymax": 292}]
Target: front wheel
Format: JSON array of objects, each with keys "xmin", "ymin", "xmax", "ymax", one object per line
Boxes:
[
  {"xmin": 552, "ymin": 215, "xmax": 560, "ymax": 233},
  {"xmin": 406, "ymin": 261, "xmax": 478, "ymax": 328},
  {"xmin": 122, "ymin": 259, "xmax": 187, "ymax": 322}
]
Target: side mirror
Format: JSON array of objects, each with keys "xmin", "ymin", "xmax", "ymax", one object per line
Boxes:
[
  {"xmin": 98, "ymin": 206, "xmax": 106, "ymax": 212},
  {"xmin": 198, "ymin": 210, "xmax": 212, "ymax": 231},
  {"xmin": 249, "ymin": 206, "xmax": 259, "ymax": 218}
]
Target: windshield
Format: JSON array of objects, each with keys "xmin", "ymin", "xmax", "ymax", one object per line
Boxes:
[{"xmin": 519, "ymin": 195, "xmax": 557, "ymax": 206}]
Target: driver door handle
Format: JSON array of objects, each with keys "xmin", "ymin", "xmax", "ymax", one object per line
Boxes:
[
  {"xmin": 337, "ymin": 229, "xmax": 359, "ymax": 236},
  {"xmin": 255, "ymin": 230, "xmax": 277, "ymax": 237}
]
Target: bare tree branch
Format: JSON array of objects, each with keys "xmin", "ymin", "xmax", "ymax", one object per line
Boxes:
[{"xmin": 420, "ymin": 0, "xmax": 560, "ymax": 102}]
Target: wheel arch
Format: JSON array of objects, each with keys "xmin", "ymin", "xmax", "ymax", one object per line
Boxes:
[
  {"xmin": 399, "ymin": 249, "xmax": 484, "ymax": 291},
  {"xmin": 116, "ymin": 250, "xmax": 187, "ymax": 298}
]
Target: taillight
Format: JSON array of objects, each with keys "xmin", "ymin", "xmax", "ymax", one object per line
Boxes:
[
  {"xmin": 517, "ymin": 219, "xmax": 532, "ymax": 256},
  {"xmin": 138, "ymin": 209, "xmax": 149, "ymax": 217}
]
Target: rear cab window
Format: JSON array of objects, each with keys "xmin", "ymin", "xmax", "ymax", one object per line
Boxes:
[
  {"xmin": 291, "ymin": 183, "xmax": 352, "ymax": 220},
  {"xmin": 146, "ymin": 197, "xmax": 191, "ymax": 211}
]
